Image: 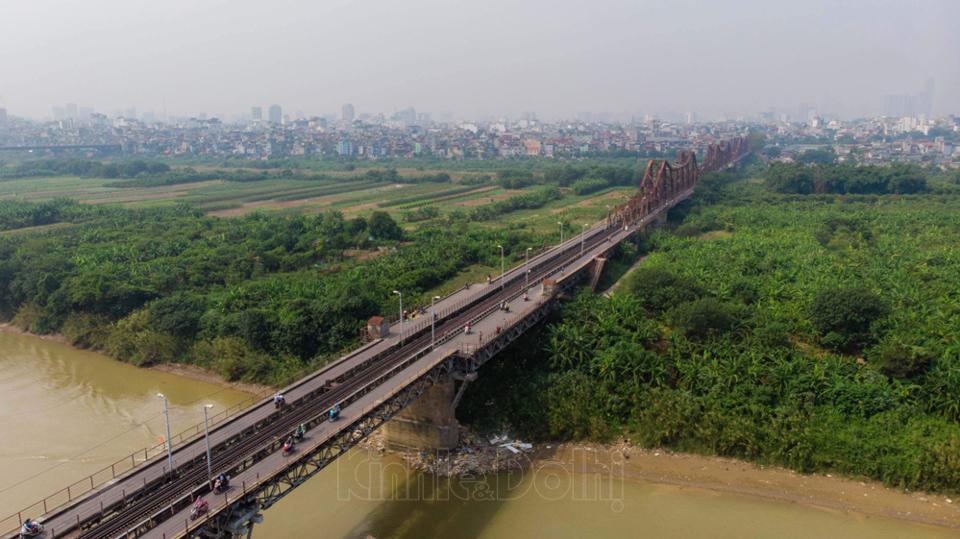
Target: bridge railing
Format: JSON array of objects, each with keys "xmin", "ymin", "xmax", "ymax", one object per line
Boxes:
[{"xmin": 0, "ymin": 388, "xmax": 273, "ymax": 536}]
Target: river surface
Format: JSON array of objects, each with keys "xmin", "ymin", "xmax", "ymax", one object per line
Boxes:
[{"xmin": 1, "ymin": 331, "xmax": 957, "ymax": 538}]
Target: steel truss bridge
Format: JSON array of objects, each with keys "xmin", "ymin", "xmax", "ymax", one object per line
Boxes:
[{"xmin": 1, "ymin": 137, "xmax": 749, "ymax": 539}]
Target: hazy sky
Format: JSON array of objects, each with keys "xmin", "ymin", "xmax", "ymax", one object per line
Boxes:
[{"xmin": 1, "ymin": 0, "xmax": 957, "ymax": 120}]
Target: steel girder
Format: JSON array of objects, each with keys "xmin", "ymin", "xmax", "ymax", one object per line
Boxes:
[{"xmin": 607, "ymin": 136, "xmax": 749, "ymax": 229}]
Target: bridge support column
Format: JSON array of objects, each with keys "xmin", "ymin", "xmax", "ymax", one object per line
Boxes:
[
  {"xmin": 383, "ymin": 375, "xmax": 460, "ymax": 450},
  {"xmin": 588, "ymin": 257, "xmax": 607, "ymax": 290}
]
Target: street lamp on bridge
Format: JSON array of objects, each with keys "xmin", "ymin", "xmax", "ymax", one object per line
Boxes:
[
  {"xmin": 581, "ymin": 223, "xmax": 588, "ymax": 257},
  {"xmin": 392, "ymin": 290, "xmax": 403, "ymax": 344},
  {"xmin": 524, "ymin": 247, "xmax": 532, "ymax": 290},
  {"xmin": 430, "ymin": 295, "xmax": 441, "ymax": 348},
  {"xmin": 156, "ymin": 393, "xmax": 174, "ymax": 476},
  {"xmin": 496, "ymin": 244, "xmax": 504, "ymax": 291},
  {"xmin": 202, "ymin": 404, "xmax": 214, "ymax": 486}
]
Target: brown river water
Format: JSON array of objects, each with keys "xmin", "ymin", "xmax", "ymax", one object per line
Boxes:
[{"xmin": 1, "ymin": 330, "xmax": 957, "ymax": 538}]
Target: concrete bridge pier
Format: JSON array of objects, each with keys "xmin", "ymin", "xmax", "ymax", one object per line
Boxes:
[{"xmin": 383, "ymin": 372, "xmax": 475, "ymax": 450}]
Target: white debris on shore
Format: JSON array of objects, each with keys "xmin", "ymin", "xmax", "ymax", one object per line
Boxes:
[{"xmin": 360, "ymin": 426, "xmax": 534, "ymax": 477}]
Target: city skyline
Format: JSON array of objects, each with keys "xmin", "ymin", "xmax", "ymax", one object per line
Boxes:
[{"xmin": 1, "ymin": 0, "xmax": 957, "ymax": 121}]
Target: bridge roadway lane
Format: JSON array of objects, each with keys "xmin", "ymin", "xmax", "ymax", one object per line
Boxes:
[
  {"xmin": 146, "ymin": 189, "xmax": 693, "ymax": 539},
  {"xmin": 12, "ymin": 212, "xmax": 615, "ymax": 538}
]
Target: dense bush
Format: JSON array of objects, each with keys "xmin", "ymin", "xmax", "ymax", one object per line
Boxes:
[
  {"xmin": 1, "ymin": 159, "xmax": 169, "ymax": 179},
  {"xmin": 465, "ymin": 186, "xmax": 562, "ymax": 221},
  {"xmin": 766, "ymin": 163, "xmax": 929, "ymax": 195},
  {"xmin": 810, "ymin": 286, "xmax": 888, "ymax": 352},
  {"xmin": 667, "ymin": 298, "xmax": 745, "ymax": 340},
  {"xmin": 402, "ymin": 206, "xmax": 440, "ymax": 222},
  {"xmin": 571, "ymin": 177, "xmax": 609, "ymax": 195},
  {"xmin": 626, "ymin": 267, "xmax": 703, "ymax": 313}
]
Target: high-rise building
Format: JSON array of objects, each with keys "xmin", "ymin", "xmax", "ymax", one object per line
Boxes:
[
  {"xmin": 885, "ymin": 79, "xmax": 934, "ymax": 118},
  {"xmin": 0, "ymin": 108, "xmax": 7, "ymax": 130},
  {"xmin": 920, "ymin": 78, "xmax": 935, "ymax": 117},
  {"xmin": 393, "ymin": 107, "xmax": 416, "ymax": 126},
  {"xmin": 885, "ymin": 94, "xmax": 915, "ymax": 118},
  {"xmin": 268, "ymin": 104, "xmax": 282, "ymax": 124},
  {"xmin": 342, "ymin": 103, "xmax": 355, "ymax": 123},
  {"xmin": 251, "ymin": 106, "xmax": 262, "ymax": 122},
  {"xmin": 66, "ymin": 103, "xmax": 78, "ymax": 120}
]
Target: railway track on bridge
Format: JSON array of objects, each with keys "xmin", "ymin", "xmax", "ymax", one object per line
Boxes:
[{"xmin": 73, "ymin": 223, "xmax": 618, "ymax": 539}]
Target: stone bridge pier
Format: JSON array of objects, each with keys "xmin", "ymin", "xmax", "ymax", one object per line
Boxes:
[{"xmin": 383, "ymin": 371, "xmax": 476, "ymax": 450}]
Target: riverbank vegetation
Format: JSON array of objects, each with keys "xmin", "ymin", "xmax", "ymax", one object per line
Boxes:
[
  {"xmin": 461, "ymin": 175, "xmax": 960, "ymax": 494},
  {"xmin": 0, "ymin": 202, "xmax": 542, "ymax": 385}
]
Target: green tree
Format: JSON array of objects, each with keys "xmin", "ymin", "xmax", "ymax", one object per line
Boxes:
[
  {"xmin": 367, "ymin": 211, "xmax": 402, "ymax": 241},
  {"xmin": 667, "ymin": 298, "xmax": 745, "ymax": 340},
  {"xmin": 810, "ymin": 286, "xmax": 889, "ymax": 352},
  {"xmin": 627, "ymin": 267, "xmax": 704, "ymax": 313}
]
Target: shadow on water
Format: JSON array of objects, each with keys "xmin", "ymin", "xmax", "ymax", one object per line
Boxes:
[{"xmin": 342, "ymin": 446, "xmax": 563, "ymax": 539}]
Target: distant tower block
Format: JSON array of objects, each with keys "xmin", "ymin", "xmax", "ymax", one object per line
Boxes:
[{"xmin": 367, "ymin": 316, "xmax": 390, "ymax": 340}]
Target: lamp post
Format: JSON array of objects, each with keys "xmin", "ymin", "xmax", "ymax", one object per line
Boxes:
[
  {"xmin": 497, "ymin": 244, "xmax": 504, "ymax": 290},
  {"xmin": 430, "ymin": 295, "xmax": 441, "ymax": 347},
  {"xmin": 392, "ymin": 290, "xmax": 403, "ymax": 344},
  {"xmin": 524, "ymin": 247, "xmax": 532, "ymax": 290},
  {"xmin": 157, "ymin": 393, "xmax": 174, "ymax": 476},
  {"xmin": 581, "ymin": 223, "xmax": 588, "ymax": 257},
  {"xmin": 202, "ymin": 404, "xmax": 214, "ymax": 485}
]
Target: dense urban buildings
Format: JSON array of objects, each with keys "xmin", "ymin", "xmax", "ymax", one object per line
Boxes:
[{"xmin": 0, "ymin": 105, "xmax": 956, "ymax": 168}]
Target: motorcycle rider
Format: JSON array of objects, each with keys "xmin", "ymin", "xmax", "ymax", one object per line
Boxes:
[
  {"xmin": 21, "ymin": 518, "xmax": 40, "ymax": 536},
  {"xmin": 213, "ymin": 473, "xmax": 229, "ymax": 492}
]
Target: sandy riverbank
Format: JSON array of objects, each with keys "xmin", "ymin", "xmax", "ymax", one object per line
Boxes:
[
  {"xmin": 540, "ymin": 442, "xmax": 960, "ymax": 530},
  {"xmin": 363, "ymin": 427, "xmax": 960, "ymax": 530}
]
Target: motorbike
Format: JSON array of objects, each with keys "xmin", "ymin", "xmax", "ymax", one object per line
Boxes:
[
  {"xmin": 282, "ymin": 438, "xmax": 295, "ymax": 456},
  {"xmin": 213, "ymin": 475, "xmax": 229, "ymax": 494},
  {"xmin": 293, "ymin": 424, "xmax": 306, "ymax": 441},
  {"xmin": 190, "ymin": 498, "xmax": 209, "ymax": 521},
  {"xmin": 19, "ymin": 520, "xmax": 42, "ymax": 538},
  {"xmin": 328, "ymin": 404, "xmax": 341, "ymax": 422}
]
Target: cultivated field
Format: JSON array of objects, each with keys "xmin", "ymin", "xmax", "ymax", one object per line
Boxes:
[{"xmin": 0, "ymin": 169, "xmax": 637, "ymax": 232}]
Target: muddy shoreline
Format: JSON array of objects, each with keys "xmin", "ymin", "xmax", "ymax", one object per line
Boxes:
[
  {"xmin": 0, "ymin": 322, "xmax": 268, "ymax": 395},
  {"xmin": 363, "ymin": 427, "xmax": 960, "ymax": 530},
  {"xmin": 561, "ymin": 442, "xmax": 960, "ymax": 530}
]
